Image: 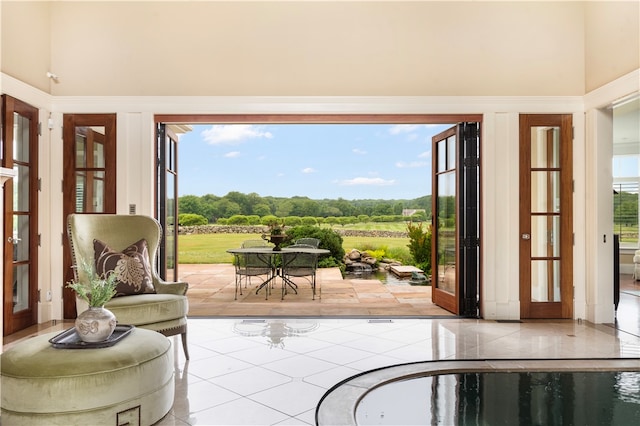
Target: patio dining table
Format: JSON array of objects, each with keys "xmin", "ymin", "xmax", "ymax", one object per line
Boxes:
[{"xmin": 227, "ymin": 246, "xmax": 330, "ymax": 299}]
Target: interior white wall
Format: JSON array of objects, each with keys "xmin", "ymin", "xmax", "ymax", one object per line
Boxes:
[
  {"xmin": 44, "ymin": 1, "xmax": 586, "ymax": 97},
  {"xmin": 584, "ymin": 109, "xmax": 615, "ymax": 323},
  {"xmin": 481, "ymin": 112, "xmax": 521, "ymax": 320},
  {"xmin": 573, "ymin": 112, "xmax": 587, "ymax": 321},
  {"xmin": 585, "ymin": 1, "xmax": 640, "ymax": 92}
]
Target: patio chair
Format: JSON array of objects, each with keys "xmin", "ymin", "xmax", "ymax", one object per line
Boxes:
[
  {"xmin": 234, "ymin": 240, "xmax": 274, "ymax": 299},
  {"xmin": 295, "ymin": 238, "xmax": 320, "ymax": 248},
  {"xmin": 281, "ymin": 244, "xmax": 320, "ymax": 300},
  {"xmin": 242, "ymin": 239, "xmax": 270, "ymax": 248},
  {"xmin": 67, "ymin": 214, "xmax": 190, "ymax": 359}
]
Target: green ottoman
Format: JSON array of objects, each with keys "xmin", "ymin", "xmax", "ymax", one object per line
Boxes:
[{"xmin": 1, "ymin": 327, "xmax": 174, "ymax": 425}]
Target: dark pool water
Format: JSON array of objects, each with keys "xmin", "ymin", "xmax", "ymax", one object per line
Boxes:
[{"xmin": 356, "ymin": 371, "xmax": 640, "ymax": 425}]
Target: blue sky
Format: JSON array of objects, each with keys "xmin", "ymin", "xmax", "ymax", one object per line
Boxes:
[{"xmin": 178, "ymin": 123, "xmax": 452, "ymax": 200}]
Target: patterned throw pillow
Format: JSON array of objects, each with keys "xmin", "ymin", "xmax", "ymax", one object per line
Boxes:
[{"xmin": 94, "ymin": 238, "xmax": 155, "ymax": 296}]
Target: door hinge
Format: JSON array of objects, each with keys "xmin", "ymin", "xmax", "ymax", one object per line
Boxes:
[
  {"xmin": 573, "ymin": 233, "xmax": 575, "ymax": 245},
  {"xmin": 460, "ymin": 236, "xmax": 480, "ymax": 249},
  {"xmin": 572, "ymin": 180, "xmax": 575, "ymax": 193},
  {"xmin": 572, "ymin": 126, "xmax": 575, "ymax": 140},
  {"xmin": 38, "ymin": 122, "xmax": 42, "ymax": 136},
  {"xmin": 463, "ymin": 157, "xmax": 479, "ymax": 168},
  {"xmin": 38, "ymin": 234, "xmax": 41, "ymax": 246},
  {"xmin": 38, "ymin": 178, "xmax": 42, "ymax": 191},
  {"xmin": 38, "ymin": 289, "xmax": 41, "ymax": 303}
]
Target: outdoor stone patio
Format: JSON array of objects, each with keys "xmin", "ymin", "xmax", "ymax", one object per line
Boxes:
[{"xmin": 179, "ymin": 264, "xmax": 453, "ymax": 317}]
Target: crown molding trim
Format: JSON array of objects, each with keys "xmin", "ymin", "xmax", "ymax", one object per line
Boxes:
[
  {"xmin": 584, "ymin": 69, "xmax": 640, "ymax": 110},
  {"xmin": 49, "ymin": 95, "xmax": 584, "ymax": 115},
  {"xmin": 1, "ymin": 74, "xmax": 51, "ymax": 110}
]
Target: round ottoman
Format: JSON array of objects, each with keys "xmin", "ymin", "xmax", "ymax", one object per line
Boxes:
[{"xmin": 1, "ymin": 327, "xmax": 174, "ymax": 425}]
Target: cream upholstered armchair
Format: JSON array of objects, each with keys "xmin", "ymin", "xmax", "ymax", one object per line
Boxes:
[{"xmin": 67, "ymin": 213, "xmax": 189, "ymax": 359}]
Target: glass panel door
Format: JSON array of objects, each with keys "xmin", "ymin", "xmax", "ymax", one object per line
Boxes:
[
  {"xmin": 519, "ymin": 115, "xmax": 573, "ymax": 319},
  {"xmin": 432, "ymin": 123, "xmax": 480, "ymax": 316},
  {"xmin": 156, "ymin": 124, "xmax": 179, "ymax": 281},
  {"xmin": 2, "ymin": 95, "xmax": 39, "ymax": 335},
  {"xmin": 75, "ymin": 126, "xmax": 107, "ymax": 212}
]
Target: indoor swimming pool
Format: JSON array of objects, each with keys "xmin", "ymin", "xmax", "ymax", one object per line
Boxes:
[{"xmin": 316, "ymin": 359, "xmax": 640, "ymax": 426}]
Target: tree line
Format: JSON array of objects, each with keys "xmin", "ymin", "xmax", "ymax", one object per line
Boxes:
[{"xmin": 178, "ymin": 191, "xmax": 432, "ymax": 224}]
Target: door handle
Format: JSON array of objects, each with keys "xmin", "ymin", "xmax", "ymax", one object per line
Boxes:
[
  {"xmin": 521, "ymin": 233, "xmax": 531, "ymax": 240},
  {"xmin": 8, "ymin": 237, "xmax": 21, "ymax": 243}
]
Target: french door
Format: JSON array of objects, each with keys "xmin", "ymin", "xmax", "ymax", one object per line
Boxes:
[
  {"xmin": 62, "ymin": 114, "xmax": 117, "ymax": 318},
  {"xmin": 519, "ymin": 115, "xmax": 573, "ymax": 319},
  {"xmin": 156, "ymin": 123, "xmax": 179, "ymax": 281},
  {"xmin": 431, "ymin": 122, "xmax": 480, "ymax": 317},
  {"xmin": 2, "ymin": 95, "xmax": 39, "ymax": 335}
]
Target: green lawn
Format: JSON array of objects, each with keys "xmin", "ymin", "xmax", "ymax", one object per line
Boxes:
[
  {"xmin": 178, "ymin": 233, "xmax": 263, "ymax": 264},
  {"xmin": 178, "ymin": 233, "xmax": 410, "ymax": 264}
]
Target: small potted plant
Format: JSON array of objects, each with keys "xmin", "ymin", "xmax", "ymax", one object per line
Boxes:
[
  {"xmin": 67, "ymin": 261, "xmax": 118, "ymax": 342},
  {"xmin": 262, "ymin": 219, "xmax": 287, "ymax": 250}
]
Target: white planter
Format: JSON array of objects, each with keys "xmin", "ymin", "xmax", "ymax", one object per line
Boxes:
[{"xmin": 75, "ymin": 307, "xmax": 117, "ymax": 342}]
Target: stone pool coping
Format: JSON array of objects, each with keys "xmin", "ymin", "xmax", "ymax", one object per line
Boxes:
[{"xmin": 315, "ymin": 358, "xmax": 640, "ymax": 426}]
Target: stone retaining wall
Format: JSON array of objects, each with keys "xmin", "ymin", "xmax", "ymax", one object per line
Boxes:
[{"xmin": 178, "ymin": 225, "xmax": 407, "ymax": 238}]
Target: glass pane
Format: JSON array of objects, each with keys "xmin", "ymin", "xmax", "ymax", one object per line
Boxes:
[
  {"xmin": 447, "ymin": 135, "xmax": 456, "ymax": 170},
  {"xmin": 12, "ymin": 164, "xmax": 29, "ymax": 212},
  {"xmin": 437, "ymin": 140, "xmax": 447, "ymax": 172},
  {"xmin": 436, "ymin": 172, "xmax": 456, "ymax": 294},
  {"xmin": 531, "ymin": 171, "xmax": 560, "ymax": 213},
  {"xmin": 531, "ymin": 215, "xmax": 560, "ymax": 257},
  {"xmin": 166, "ymin": 172, "xmax": 176, "ymax": 280},
  {"xmin": 93, "ymin": 176, "xmax": 104, "ymax": 212},
  {"xmin": 12, "ymin": 264, "xmax": 30, "ymax": 313},
  {"xmin": 12, "ymin": 215, "xmax": 30, "ymax": 262},
  {"xmin": 75, "ymin": 171, "xmax": 105, "ymax": 213},
  {"xmin": 93, "ymin": 141, "xmax": 105, "ymax": 168},
  {"xmin": 76, "ymin": 126, "xmax": 106, "ymax": 168},
  {"xmin": 13, "ymin": 112, "xmax": 30, "ymax": 162},
  {"xmin": 531, "ymin": 126, "xmax": 559, "ymax": 168},
  {"xmin": 167, "ymin": 139, "xmax": 178, "ymax": 171},
  {"xmin": 75, "ymin": 173, "xmax": 86, "ymax": 212},
  {"xmin": 531, "ymin": 260, "xmax": 560, "ymax": 302},
  {"xmin": 76, "ymin": 133, "xmax": 87, "ymax": 168}
]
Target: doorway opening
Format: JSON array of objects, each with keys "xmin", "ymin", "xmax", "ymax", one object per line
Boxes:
[{"xmin": 155, "ymin": 114, "xmax": 482, "ymax": 317}]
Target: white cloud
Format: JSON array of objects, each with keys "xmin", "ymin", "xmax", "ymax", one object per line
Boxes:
[
  {"xmin": 224, "ymin": 151, "xmax": 240, "ymax": 158},
  {"xmin": 302, "ymin": 167, "xmax": 316, "ymax": 174},
  {"xmin": 337, "ymin": 177, "xmax": 396, "ymax": 186},
  {"xmin": 388, "ymin": 124, "xmax": 421, "ymax": 135},
  {"xmin": 396, "ymin": 161, "xmax": 428, "ymax": 168},
  {"xmin": 201, "ymin": 124, "xmax": 274, "ymax": 145},
  {"xmin": 352, "ymin": 148, "xmax": 367, "ymax": 155},
  {"xmin": 418, "ymin": 151, "xmax": 431, "ymax": 159}
]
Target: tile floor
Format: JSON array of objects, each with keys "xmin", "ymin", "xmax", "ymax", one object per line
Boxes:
[
  {"xmin": 157, "ymin": 316, "xmax": 640, "ymax": 426},
  {"xmin": 3, "ymin": 274, "xmax": 640, "ymax": 426}
]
